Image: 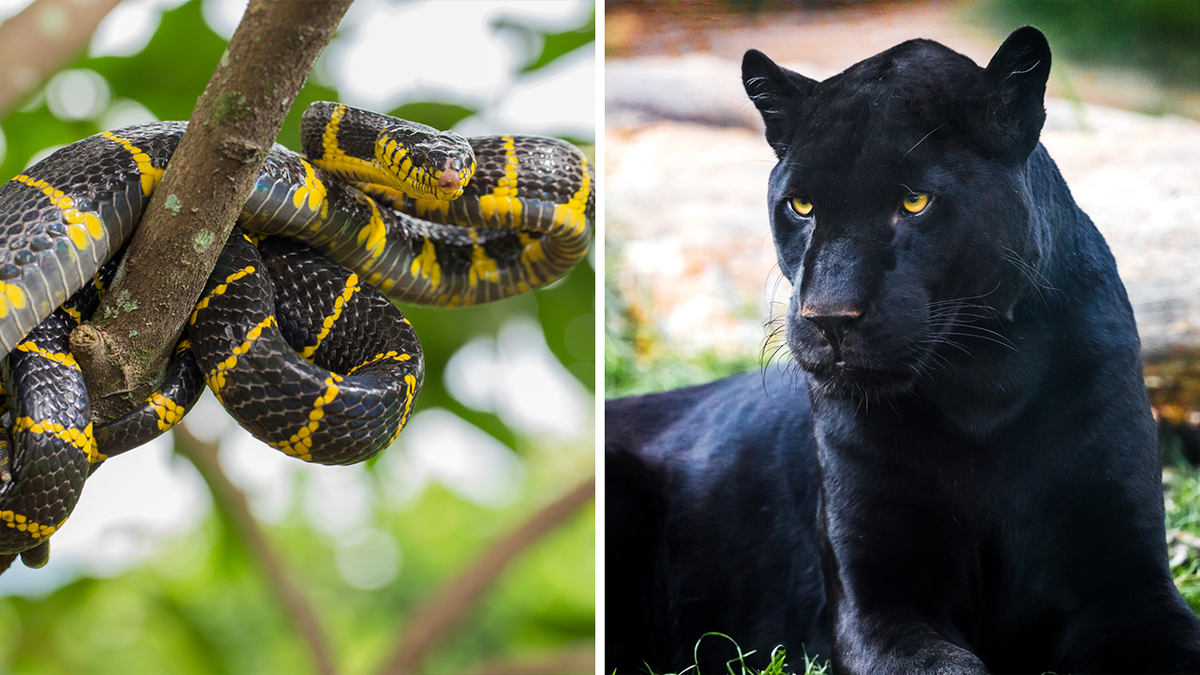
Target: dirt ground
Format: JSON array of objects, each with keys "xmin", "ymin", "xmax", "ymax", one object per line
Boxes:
[{"xmin": 605, "ymin": 1, "xmax": 1200, "ymax": 368}]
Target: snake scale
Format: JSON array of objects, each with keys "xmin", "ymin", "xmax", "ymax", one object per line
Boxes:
[{"xmin": 0, "ymin": 101, "xmax": 593, "ymax": 568}]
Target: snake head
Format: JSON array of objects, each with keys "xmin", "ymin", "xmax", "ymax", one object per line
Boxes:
[{"xmin": 375, "ymin": 122, "xmax": 475, "ymax": 202}]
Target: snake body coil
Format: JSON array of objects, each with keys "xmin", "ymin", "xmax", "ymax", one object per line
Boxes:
[{"xmin": 0, "ymin": 102, "xmax": 593, "ymax": 566}]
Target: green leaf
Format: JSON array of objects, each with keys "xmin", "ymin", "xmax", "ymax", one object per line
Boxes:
[
  {"xmin": 493, "ymin": 8, "xmax": 595, "ymax": 75},
  {"xmin": 385, "ymin": 101, "xmax": 478, "ymax": 132}
]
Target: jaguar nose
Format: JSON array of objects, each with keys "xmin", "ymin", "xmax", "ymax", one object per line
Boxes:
[{"xmin": 801, "ymin": 307, "xmax": 862, "ymax": 351}]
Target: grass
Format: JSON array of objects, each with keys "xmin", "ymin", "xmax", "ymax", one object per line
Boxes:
[
  {"xmin": 1164, "ymin": 464, "xmax": 1200, "ymax": 612},
  {"xmin": 635, "ymin": 633, "xmax": 828, "ymax": 675}
]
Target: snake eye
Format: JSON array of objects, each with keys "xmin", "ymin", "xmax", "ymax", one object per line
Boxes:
[
  {"xmin": 902, "ymin": 193, "xmax": 929, "ymax": 214},
  {"xmin": 789, "ymin": 198, "xmax": 814, "ymax": 217}
]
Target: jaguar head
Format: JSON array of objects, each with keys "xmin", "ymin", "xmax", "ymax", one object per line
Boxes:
[{"xmin": 742, "ymin": 27, "xmax": 1053, "ymax": 401}]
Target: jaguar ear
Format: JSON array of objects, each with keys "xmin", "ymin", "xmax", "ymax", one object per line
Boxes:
[
  {"xmin": 981, "ymin": 26, "xmax": 1051, "ymax": 160},
  {"xmin": 742, "ymin": 49, "xmax": 817, "ymax": 159}
]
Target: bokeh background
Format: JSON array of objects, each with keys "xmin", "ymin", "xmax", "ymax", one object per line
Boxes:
[
  {"xmin": 0, "ymin": 1, "xmax": 595, "ymax": 673},
  {"xmin": 605, "ymin": 2, "xmax": 1200, "ymax": 673}
]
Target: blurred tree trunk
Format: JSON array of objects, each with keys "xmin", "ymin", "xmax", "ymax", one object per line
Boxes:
[{"xmin": 0, "ymin": 0, "xmax": 123, "ymax": 116}]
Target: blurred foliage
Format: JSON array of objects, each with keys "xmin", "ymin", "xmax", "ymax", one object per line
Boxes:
[
  {"xmin": 1164, "ymin": 466, "xmax": 1200, "ymax": 616},
  {"xmin": 0, "ymin": 0, "xmax": 595, "ymax": 673},
  {"xmin": 604, "ymin": 241, "xmax": 760, "ymax": 399},
  {"xmin": 385, "ymin": 101, "xmax": 478, "ymax": 132},
  {"xmin": 0, "ymin": 484, "xmax": 594, "ymax": 674},
  {"xmin": 496, "ymin": 6, "xmax": 595, "ymax": 74},
  {"xmin": 980, "ymin": 0, "xmax": 1200, "ymax": 88}
]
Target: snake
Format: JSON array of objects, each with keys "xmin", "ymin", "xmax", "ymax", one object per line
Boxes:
[{"xmin": 0, "ymin": 101, "xmax": 593, "ymax": 569}]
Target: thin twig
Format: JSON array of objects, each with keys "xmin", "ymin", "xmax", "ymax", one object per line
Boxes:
[
  {"xmin": 380, "ymin": 475, "xmax": 596, "ymax": 675},
  {"xmin": 172, "ymin": 424, "xmax": 337, "ymax": 675}
]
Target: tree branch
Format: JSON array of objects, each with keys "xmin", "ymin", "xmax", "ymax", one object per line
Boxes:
[
  {"xmin": 71, "ymin": 0, "xmax": 353, "ymax": 419},
  {"xmin": 379, "ymin": 476, "xmax": 596, "ymax": 675},
  {"xmin": 0, "ymin": 0, "xmax": 123, "ymax": 117},
  {"xmin": 172, "ymin": 423, "xmax": 337, "ymax": 675}
]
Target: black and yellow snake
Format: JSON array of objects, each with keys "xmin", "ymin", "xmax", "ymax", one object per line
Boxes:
[{"xmin": 0, "ymin": 101, "xmax": 593, "ymax": 568}]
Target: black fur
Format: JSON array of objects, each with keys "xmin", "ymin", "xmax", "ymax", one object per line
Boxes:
[
  {"xmin": 606, "ymin": 27, "xmax": 1200, "ymax": 674},
  {"xmin": 607, "ymin": 371, "xmax": 828, "ymax": 671}
]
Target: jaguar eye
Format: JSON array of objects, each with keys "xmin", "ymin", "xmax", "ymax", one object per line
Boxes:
[
  {"xmin": 902, "ymin": 193, "xmax": 929, "ymax": 214},
  {"xmin": 789, "ymin": 198, "xmax": 813, "ymax": 216}
]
